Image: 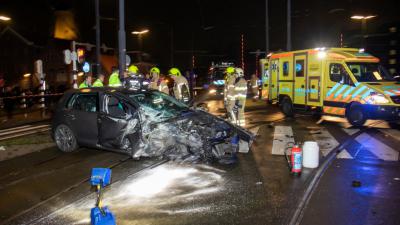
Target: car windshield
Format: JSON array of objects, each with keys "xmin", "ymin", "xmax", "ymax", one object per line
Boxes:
[
  {"xmin": 346, "ymin": 62, "xmax": 395, "ymax": 82},
  {"xmin": 129, "ymin": 91, "xmax": 189, "ymax": 120}
]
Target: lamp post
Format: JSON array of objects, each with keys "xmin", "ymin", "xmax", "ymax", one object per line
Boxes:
[
  {"xmin": 131, "ymin": 29, "xmax": 149, "ymax": 51},
  {"xmin": 0, "ymin": 15, "xmax": 11, "ymax": 21},
  {"xmin": 351, "ymin": 15, "xmax": 377, "ymax": 47},
  {"xmin": 131, "ymin": 29, "xmax": 149, "ymax": 62}
]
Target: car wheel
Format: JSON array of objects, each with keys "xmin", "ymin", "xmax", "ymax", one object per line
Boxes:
[
  {"xmin": 281, "ymin": 97, "xmax": 294, "ymax": 117},
  {"xmin": 346, "ymin": 105, "xmax": 366, "ymax": 127},
  {"xmin": 54, "ymin": 124, "xmax": 79, "ymax": 152}
]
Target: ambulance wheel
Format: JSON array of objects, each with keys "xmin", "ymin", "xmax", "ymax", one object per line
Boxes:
[
  {"xmin": 346, "ymin": 105, "xmax": 366, "ymax": 127},
  {"xmin": 281, "ymin": 97, "xmax": 294, "ymax": 117},
  {"xmin": 54, "ymin": 124, "xmax": 79, "ymax": 152}
]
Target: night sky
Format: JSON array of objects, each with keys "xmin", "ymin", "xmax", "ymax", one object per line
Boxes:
[{"xmin": 1, "ymin": 0, "xmax": 400, "ymax": 73}]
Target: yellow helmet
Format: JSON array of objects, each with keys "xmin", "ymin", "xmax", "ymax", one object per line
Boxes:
[
  {"xmin": 169, "ymin": 68, "xmax": 181, "ymax": 76},
  {"xmin": 226, "ymin": 67, "xmax": 235, "ymax": 74},
  {"xmin": 150, "ymin": 67, "xmax": 160, "ymax": 74},
  {"xmin": 128, "ymin": 65, "xmax": 139, "ymax": 73}
]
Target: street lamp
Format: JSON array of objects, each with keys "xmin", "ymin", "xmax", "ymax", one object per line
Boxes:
[
  {"xmin": 351, "ymin": 15, "xmax": 377, "ymax": 47},
  {"xmin": 131, "ymin": 29, "xmax": 149, "ymax": 61},
  {"xmin": 0, "ymin": 15, "xmax": 11, "ymax": 21},
  {"xmin": 23, "ymin": 73, "xmax": 31, "ymax": 77},
  {"xmin": 131, "ymin": 29, "xmax": 149, "ymax": 35}
]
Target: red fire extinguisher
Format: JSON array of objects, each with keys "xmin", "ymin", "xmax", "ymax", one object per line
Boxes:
[{"xmin": 285, "ymin": 144, "xmax": 302, "ymax": 176}]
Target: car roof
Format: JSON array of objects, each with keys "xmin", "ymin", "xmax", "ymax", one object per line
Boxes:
[{"xmin": 66, "ymin": 87, "xmax": 152, "ymax": 95}]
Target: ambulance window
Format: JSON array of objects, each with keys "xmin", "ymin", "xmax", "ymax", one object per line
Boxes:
[
  {"xmin": 329, "ymin": 64, "xmax": 354, "ymax": 85},
  {"xmin": 295, "ymin": 60, "xmax": 304, "ymax": 77},
  {"xmin": 283, "ymin": 62, "xmax": 289, "ymax": 76}
]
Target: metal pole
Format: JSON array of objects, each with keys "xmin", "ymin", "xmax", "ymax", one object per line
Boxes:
[
  {"xmin": 170, "ymin": 26, "xmax": 174, "ymax": 67},
  {"xmin": 286, "ymin": 0, "xmax": 291, "ymax": 51},
  {"xmin": 118, "ymin": 0, "xmax": 126, "ymax": 79},
  {"xmin": 72, "ymin": 41, "xmax": 78, "ymax": 89},
  {"xmin": 95, "ymin": 0, "xmax": 101, "ymax": 75},
  {"xmin": 361, "ymin": 19, "xmax": 367, "ymax": 48},
  {"xmin": 265, "ymin": 0, "xmax": 269, "ymax": 54}
]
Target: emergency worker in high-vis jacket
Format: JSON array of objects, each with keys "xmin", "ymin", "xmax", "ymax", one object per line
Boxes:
[
  {"xmin": 226, "ymin": 67, "xmax": 247, "ymax": 126},
  {"xmin": 169, "ymin": 68, "xmax": 190, "ymax": 102}
]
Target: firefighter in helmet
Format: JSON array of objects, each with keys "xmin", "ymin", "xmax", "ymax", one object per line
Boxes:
[
  {"xmin": 124, "ymin": 64, "xmax": 148, "ymax": 90},
  {"xmin": 169, "ymin": 68, "xmax": 190, "ymax": 102},
  {"xmin": 226, "ymin": 67, "xmax": 247, "ymax": 126},
  {"xmin": 149, "ymin": 67, "xmax": 161, "ymax": 90},
  {"xmin": 224, "ymin": 66, "xmax": 235, "ymax": 105}
]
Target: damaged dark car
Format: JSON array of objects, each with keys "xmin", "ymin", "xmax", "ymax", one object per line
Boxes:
[{"xmin": 51, "ymin": 88, "xmax": 253, "ymax": 163}]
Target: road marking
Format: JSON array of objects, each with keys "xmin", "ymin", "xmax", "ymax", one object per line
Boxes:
[
  {"xmin": 336, "ymin": 149, "xmax": 353, "ymax": 159},
  {"xmin": 355, "ymin": 133, "xmax": 399, "ymax": 161},
  {"xmin": 272, "ymin": 126, "xmax": 294, "ymax": 155},
  {"xmin": 310, "ymin": 128, "xmax": 339, "ymax": 157},
  {"xmin": 341, "ymin": 128, "xmax": 360, "ymax": 136},
  {"xmin": 379, "ymin": 129, "xmax": 400, "ymax": 142}
]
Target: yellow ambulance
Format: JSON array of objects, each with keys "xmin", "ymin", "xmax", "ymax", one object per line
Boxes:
[{"xmin": 265, "ymin": 48, "xmax": 400, "ymax": 126}]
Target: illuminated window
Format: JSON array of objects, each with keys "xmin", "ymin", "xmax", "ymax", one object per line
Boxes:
[
  {"xmin": 295, "ymin": 60, "xmax": 304, "ymax": 77},
  {"xmin": 283, "ymin": 62, "xmax": 289, "ymax": 76}
]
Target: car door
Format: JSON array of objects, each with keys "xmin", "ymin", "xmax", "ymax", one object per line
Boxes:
[
  {"xmin": 98, "ymin": 94, "xmax": 141, "ymax": 150},
  {"xmin": 66, "ymin": 93, "xmax": 99, "ymax": 146},
  {"xmin": 293, "ymin": 53, "xmax": 307, "ymax": 105}
]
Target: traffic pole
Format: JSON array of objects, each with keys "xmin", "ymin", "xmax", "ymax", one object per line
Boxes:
[
  {"xmin": 265, "ymin": 0, "xmax": 269, "ymax": 54},
  {"xmin": 286, "ymin": 0, "xmax": 292, "ymax": 51},
  {"xmin": 95, "ymin": 0, "xmax": 102, "ymax": 75},
  {"xmin": 118, "ymin": 0, "xmax": 126, "ymax": 79},
  {"xmin": 72, "ymin": 41, "xmax": 78, "ymax": 89}
]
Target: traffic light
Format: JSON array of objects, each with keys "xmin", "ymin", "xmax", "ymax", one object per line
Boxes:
[{"xmin": 77, "ymin": 48, "xmax": 85, "ymax": 64}]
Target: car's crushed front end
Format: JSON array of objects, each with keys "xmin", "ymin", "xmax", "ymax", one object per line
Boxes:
[{"xmin": 124, "ymin": 91, "xmax": 254, "ymax": 164}]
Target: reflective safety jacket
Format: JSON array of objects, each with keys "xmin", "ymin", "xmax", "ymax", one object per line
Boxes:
[
  {"xmin": 234, "ymin": 77, "xmax": 248, "ymax": 101},
  {"xmin": 172, "ymin": 75, "xmax": 190, "ymax": 101},
  {"xmin": 92, "ymin": 79, "xmax": 104, "ymax": 87},
  {"xmin": 149, "ymin": 73, "xmax": 160, "ymax": 90},
  {"xmin": 108, "ymin": 73, "xmax": 122, "ymax": 87},
  {"xmin": 158, "ymin": 78, "xmax": 170, "ymax": 94},
  {"xmin": 79, "ymin": 81, "xmax": 90, "ymax": 89}
]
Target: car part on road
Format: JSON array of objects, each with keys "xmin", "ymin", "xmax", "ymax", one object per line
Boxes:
[{"xmin": 54, "ymin": 124, "xmax": 78, "ymax": 152}]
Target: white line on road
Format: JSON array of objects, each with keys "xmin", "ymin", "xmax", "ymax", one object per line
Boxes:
[
  {"xmin": 310, "ymin": 128, "xmax": 340, "ymax": 157},
  {"xmin": 272, "ymin": 126, "xmax": 294, "ymax": 155},
  {"xmin": 355, "ymin": 133, "xmax": 399, "ymax": 161},
  {"xmin": 336, "ymin": 149, "xmax": 353, "ymax": 159},
  {"xmin": 341, "ymin": 128, "xmax": 360, "ymax": 136}
]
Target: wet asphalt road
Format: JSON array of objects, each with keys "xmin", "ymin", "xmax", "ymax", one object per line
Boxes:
[{"xmin": 0, "ymin": 98, "xmax": 399, "ymax": 225}]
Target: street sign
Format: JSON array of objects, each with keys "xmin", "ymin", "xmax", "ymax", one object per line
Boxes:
[
  {"xmin": 34, "ymin": 60, "xmax": 44, "ymax": 81},
  {"xmin": 126, "ymin": 54, "xmax": 131, "ymax": 66},
  {"xmin": 34, "ymin": 60, "xmax": 43, "ymax": 74},
  {"xmin": 83, "ymin": 62, "xmax": 91, "ymax": 73},
  {"xmin": 71, "ymin": 51, "xmax": 78, "ymax": 61},
  {"xmin": 63, "ymin": 49, "xmax": 72, "ymax": 64}
]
